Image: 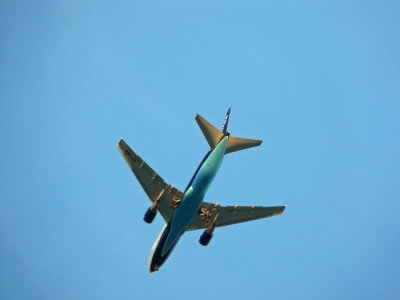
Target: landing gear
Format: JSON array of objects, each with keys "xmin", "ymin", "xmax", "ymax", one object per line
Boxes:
[
  {"xmin": 170, "ymin": 196, "xmax": 181, "ymax": 208},
  {"xmin": 199, "ymin": 207, "xmax": 212, "ymax": 223}
]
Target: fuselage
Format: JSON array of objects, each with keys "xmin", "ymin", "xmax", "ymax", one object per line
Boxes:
[{"xmin": 148, "ymin": 135, "xmax": 229, "ymax": 272}]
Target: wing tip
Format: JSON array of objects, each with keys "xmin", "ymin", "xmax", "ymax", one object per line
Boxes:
[
  {"xmin": 118, "ymin": 138, "xmax": 126, "ymax": 147},
  {"xmin": 279, "ymin": 205, "xmax": 287, "ymax": 214}
]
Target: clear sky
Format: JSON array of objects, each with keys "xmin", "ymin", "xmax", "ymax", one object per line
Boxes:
[{"xmin": 1, "ymin": 1, "xmax": 399, "ymax": 300}]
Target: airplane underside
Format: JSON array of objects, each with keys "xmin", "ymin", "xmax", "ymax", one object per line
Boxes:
[
  {"xmin": 118, "ymin": 108, "xmax": 286, "ymax": 273},
  {"xmin": 148, "ymin": 222, "xmax": 181, "ymax": 273}
]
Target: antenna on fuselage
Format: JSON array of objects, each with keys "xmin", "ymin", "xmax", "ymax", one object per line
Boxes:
[{"xmin": 221, "ymin": 107, "xmax": 231, "ymax": 134}]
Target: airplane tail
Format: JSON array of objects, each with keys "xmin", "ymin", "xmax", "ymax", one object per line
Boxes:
[{"xmin": 195, "ymin": 108, "xmax": 262, "ymax": 155}]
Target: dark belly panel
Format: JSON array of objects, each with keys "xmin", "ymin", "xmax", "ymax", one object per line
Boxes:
[{"xmin": 149, "ymin": 222, "xmax": 180, "ymax": 272}]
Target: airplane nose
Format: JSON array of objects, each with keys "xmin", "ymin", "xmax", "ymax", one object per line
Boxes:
[{"xmin": 149, "ymin": 264, "xmax": 159, "ymax": 273}]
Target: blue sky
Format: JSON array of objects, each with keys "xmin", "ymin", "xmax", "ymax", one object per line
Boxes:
[{"xmin": 1, "ymin": 1, "xmax": 399, "ymax": 299}]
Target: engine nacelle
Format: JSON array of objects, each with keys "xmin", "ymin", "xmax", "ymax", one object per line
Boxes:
[
  {"xmin": 199, "ymin": 230, "xmax": 214, "ymax": 246},
  {"xmin": 143, "ymin": 206, "xmax": 157, "ymax": 224}
]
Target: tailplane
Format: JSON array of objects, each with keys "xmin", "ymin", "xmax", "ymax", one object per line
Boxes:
[
  {"xmin": 225, "ymin": 136, "xmax": 262, "ymax": 154},
  {"xmin": 195, "ymin": 108, "xmax": 262, "ymax": 154},
  {"xmin": 195, "ymin": 114, "xmax": 223, "ymax": 149}
]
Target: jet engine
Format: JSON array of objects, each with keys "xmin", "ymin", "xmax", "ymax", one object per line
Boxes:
[
  {"xmin": 199, "ymin": 230, "xmax": 214, "ymax": 246},
  {"xmin": 143, "ymin": 204, "xmax": 157, "ymax": 224},
  {"xmin": 199, "ymin": 222, "xmax": 216, "ymax": 246}
]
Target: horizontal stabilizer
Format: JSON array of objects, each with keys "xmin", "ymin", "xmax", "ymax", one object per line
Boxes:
[
  {"xmin": 196, "ymin": 111, "xmax": 262, "ymax": 154},
  {"xmin": 225, "ymin": 137, "xmax": 262, "ymax": 154},
  {"xmin": 195, "ymin": 114, "xmax": 224, "ymax": 149}
]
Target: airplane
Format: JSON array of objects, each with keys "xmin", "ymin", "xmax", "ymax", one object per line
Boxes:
[{"xmin": 118, "ymin": 108, "xmax": 286, "ymax": 273}]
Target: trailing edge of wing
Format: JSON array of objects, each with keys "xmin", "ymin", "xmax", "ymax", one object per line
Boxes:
[
  {"xmin": 118, "ymin": 139, "xmax": 184, "ymax": 223},
  {"xmin": 188, "ymin": 203, "xmax": 286, "ymax": 231}
]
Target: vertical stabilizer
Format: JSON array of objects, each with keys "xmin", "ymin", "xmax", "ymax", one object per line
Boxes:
[{"xmin": 221, "ymin": 107, "xmax": 231, "ymax": 134}]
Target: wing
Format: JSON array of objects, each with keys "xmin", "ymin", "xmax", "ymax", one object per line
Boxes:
[
  {"xmin": 188, "ymin": 202, "xmax": 286, "ymax": 231},
  {"xmin": 118, "ymin": 139, "xmax": 184, "ymax": 223}
]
